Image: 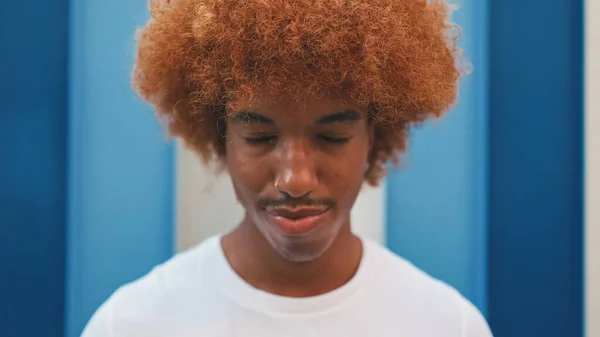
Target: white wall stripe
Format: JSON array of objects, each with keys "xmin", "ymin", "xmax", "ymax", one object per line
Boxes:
[
  {"xmin": 176, "ymin": 142, "xmax": 385, "ymax": 252},
  {"xmin": 586, "ymin": 0, "xmax": 599, "ymax": 335},
  {"xmin": 176, "ymin": 141, "xmax": 240, "ymax": 251}
]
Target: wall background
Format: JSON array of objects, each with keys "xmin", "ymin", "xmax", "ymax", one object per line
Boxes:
[
  {"xmin": 585, "ymin": 0, "xmax": 599, "ymax": 334},
  {"xmin": 0, "ymin": 1, "xmax": 68, "ymax": 336},
  {"xmin": 0, "ymin": 0, "xmax": 592, "ymax": 336},
  {"xmin": 487, "ymin": 0, "xmax": 584, "ymax": 336}
]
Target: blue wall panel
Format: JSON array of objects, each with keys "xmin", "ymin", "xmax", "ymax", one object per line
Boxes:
[
  {"xmin": 488, "ymin": 0, "xmax": 583, "ymax": 335},
  {"xmin": 386, "ymin": 0, "xmax": 488, "ymax": 312},
  {"xmin": 66, "ymin": 1, "xmax": 175, "ymax": 336},
  {"xmin": 0, "ymin": 1, "xmax": 68, "ymax": 336}
]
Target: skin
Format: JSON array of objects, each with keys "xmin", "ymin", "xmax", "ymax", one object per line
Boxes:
[{"xmin": 221, "ymin": 97, "xmax": 375, "ymax": 298}]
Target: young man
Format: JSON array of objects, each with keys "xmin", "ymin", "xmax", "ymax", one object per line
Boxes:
[{"xmin": 83, "ymin": 0, "xmax": 493, "ymax": 336}]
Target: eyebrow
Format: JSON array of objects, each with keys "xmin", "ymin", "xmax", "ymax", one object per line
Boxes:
[
  {"xmin": 316, "ymin": 109, "xmax": 361, "ymax": 124},
  {"xmin": 230, "ymin": 112, "xmax": 274, "ymax": 125},
  {"xmin": 230, "ymin": 109, "xmax": 361, "ymax": 125}
]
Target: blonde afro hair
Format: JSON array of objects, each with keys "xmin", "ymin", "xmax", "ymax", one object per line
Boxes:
[{"xmin": 133, "ymin": 0, "xmax": 466, "ymax": 185}]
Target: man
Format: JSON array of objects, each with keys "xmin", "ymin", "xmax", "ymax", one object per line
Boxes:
[{"xmin": 83, "ymin": 0, "xmax": 493, "ymax": 336}]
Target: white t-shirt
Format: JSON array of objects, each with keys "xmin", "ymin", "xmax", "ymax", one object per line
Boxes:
[{"xmin": 82, "ymin": 236, "xmax": 493, "ymax": 337}]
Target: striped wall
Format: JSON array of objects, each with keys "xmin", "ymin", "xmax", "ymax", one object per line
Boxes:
[
  {"xmin": 585, "ymin": 0, "xmax": 599, "ymax": 334},
  {"xmin": 0, "ymin": 0, "xmax": 595, "ymax": 336}
]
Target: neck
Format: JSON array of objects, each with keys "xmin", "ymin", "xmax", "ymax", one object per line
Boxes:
[{"xmin": 221, "ymin": 215, "xmax": 363, "ymax": 298}]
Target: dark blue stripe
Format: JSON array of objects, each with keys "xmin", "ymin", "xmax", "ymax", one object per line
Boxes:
[
  {"xmin": 488, "ymin": 0, "xmax": 584, "ymax": 335},
  {"xmin": 0, "ymin": 1, "xmax": 68, "ymax": 336}
]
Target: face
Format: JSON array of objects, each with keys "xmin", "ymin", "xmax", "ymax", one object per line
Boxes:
[{"xmin": 225, "ymin": 97, "xmax": 374, "ymax": 262}]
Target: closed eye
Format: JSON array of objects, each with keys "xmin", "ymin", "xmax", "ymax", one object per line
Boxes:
[
  {"xmin": 318, "ymin": 135, "xmax": 351, "ymax": 144},
  {"xmin": 244, "ymin": 135, "xmax": 278, "ymax": 145}
]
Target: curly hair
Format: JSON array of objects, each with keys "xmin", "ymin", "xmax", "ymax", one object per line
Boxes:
[{"xmin": 133, "ymin": 0, "xmax": 465, "ymax": 186}]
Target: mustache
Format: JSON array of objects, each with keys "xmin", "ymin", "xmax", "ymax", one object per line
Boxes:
[{"xmin": 259, "ymin": 196, "xmax": 335, "ymax": 209}]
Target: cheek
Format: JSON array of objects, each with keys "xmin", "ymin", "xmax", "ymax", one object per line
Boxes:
[
  {"xmin": 226, "ymin": 142, "xmax": 271, "ymax": 205},
  {"xmin": 325, "ymin": 143, "xmax": 369, "ymax": 200}
]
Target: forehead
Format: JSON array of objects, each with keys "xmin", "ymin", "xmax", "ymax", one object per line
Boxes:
[{"xmin": 228, "ymin": 97, "xmax": 368, "ymax": 124}]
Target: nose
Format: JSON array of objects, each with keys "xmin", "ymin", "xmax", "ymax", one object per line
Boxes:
[{"xmin": 274, "ymin": 139, "xmax": 319, "ymax": 199}]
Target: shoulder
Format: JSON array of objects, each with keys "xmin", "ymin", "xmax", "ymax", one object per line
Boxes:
[
  {"xmin": 81, "ymin": 236, "xmax": 220, "ymax": 337},
  {"xmin": 364, "ymin": 240, "xmax": 493, "ymax": 337},
  {"xmin": 457, "ymin": 293, "xmax": 494, "ymax": 337}
]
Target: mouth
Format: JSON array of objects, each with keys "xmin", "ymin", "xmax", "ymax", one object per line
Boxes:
[{"xmin": 265, "ymin": 207, "xmax": 330, "ymax": 236}]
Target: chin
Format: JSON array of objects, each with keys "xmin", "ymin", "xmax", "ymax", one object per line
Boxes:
[
  {"xmin": 260, "ymin": 222, "xmax": 341, "ymax": 263},
  {"xmin": 272, "ymin": 239, "xmax": 332, "ymax": 263}
]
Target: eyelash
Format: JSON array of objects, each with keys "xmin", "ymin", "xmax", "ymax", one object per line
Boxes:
[
  {"xmin": 318, "ymin": 135, "xmax": 351, "ymax": 144},
  {"xmin": 243, "ymin": 135, "xmax": 351, "ymax": 145},
  {"xmin": 244, "ymin": 135, "xmax": 277, "ymax": 145}
]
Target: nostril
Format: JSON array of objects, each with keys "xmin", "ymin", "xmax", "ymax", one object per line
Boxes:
[{"xmin": 275, "ymin": 169, "xmax": 319, "ymax": 199}]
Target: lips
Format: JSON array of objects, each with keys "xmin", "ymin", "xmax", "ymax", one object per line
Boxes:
[{"xmin": 265, "ymin": 207, "xmax": 329, "ymax": 236}]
